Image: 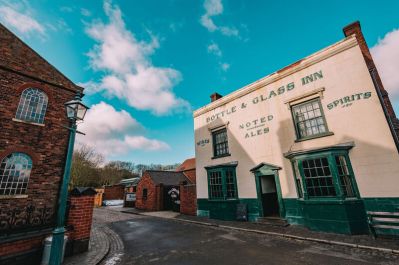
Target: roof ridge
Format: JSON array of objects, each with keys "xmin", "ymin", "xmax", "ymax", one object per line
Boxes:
[{"xmin": 0, "ymin": 23, "xmax": 82, "ymax": 92}]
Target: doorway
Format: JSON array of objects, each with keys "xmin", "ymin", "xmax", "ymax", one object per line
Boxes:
[
  {"xmin": 163, "ymin": 186, "xmax": 180, "ymax": 212},
  {"xmin": 260, "ymin": 175, "xmax": 279, "ymax": 217}
]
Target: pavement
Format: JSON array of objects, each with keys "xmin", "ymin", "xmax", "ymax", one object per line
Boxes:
[
  {"xmin": 64, "ymin": 207, "xmax": 399, "ymax": 265},
  {"xmin": 63, "ymin": 207, "xmax": 129, "ymax": 265}
]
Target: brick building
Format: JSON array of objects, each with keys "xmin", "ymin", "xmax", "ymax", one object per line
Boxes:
[
  {"xmin": 177, "ymin": 158, "xmax": 196, "ymax": 184},
  {"xmin": 177, "ymin": 158, "xmax": 197, "ymax": 215},
  {"xmin": 136, "ymin": 159, "xmax": 197, "ymax": 213},
  {"xmin": 0, "ymin": 23, "xmax": 84, "ymax": 263},
  {"xmin": 194, "ymin": 21, "xmax": 399, "ymax": 235},
  {"xmin": 135, "ymin": 170, "xmax": 189, "ymax": 212}
]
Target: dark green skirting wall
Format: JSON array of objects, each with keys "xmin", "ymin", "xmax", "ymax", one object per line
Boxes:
[
  {"xmin": 197, "ymin": 197, "xmax": 398, "ymax": 235},
  {"xmin": 197, "ymin": 199, "xmax": 260, "ymax": 221},
  {"xmin": 284, "ymin": 198, "xmax": 370, "ymax": 234}
]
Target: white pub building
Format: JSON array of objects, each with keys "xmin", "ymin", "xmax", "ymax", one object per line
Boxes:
[{"xmin": 194, "ymin": 22, "xmax": 399, "ymax": 235}]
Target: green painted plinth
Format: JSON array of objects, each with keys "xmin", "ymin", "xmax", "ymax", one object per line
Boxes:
[
  {"xmin": 197, "ymin": 198, "xmax": 260, "ymax": 221},
  {"xmin": 198, "ymin": 198, "xmax": 372, "ymax": 235}
]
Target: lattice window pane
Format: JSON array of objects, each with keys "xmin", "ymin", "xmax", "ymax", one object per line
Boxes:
[
  {"xmin": 0, "ymin": 153, "xmax": 32, "ymax": 196},
  {"xmin": 16, "ymin": 88, "xmax": 48, "ymax": 124},
  {"xmin": 302, "ymin": 157, "xmax": 336, "ymax": 197},
  {"xmin": 335, "ymin": 155, "xmax": 355, "ymax": 197},
  {"xmin": 225, "ymin": 169, "xmax": 236, "ymax": 199},
  {"xmin": 213, "ymin": 128, "xmax": 229, "ymax": 157},
  {"xmin": 292, "ymin": 99, "xmax": 327, "ymax": 139},
  {"xmin": 209, "ymin": 171, "xmax": 223, "ymax": 199}
]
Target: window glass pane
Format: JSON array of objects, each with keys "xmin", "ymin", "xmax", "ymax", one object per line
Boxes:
[
  {"xmin": 292, "ymin": 161, "xmax": 303, "ymax": 198},
  {"xmin": 335, "ymin": 156, "xmax": 355, "ymax": 197},
  {"xmin": 301, "ymin": 157, "xmax": 336, "ymax": 197},
  {"xmin": 209, "ymin": 171, "xmax": 223, "ymax": 199},
  {"xmin": 225, "ymin": 169, "xmax": 236, "ymax": 199},
  {"xmin": 292, "ymin": 99, "xmax": 327, "ymax": 139},
  {"xmin": 208, "ymin": 167, "xmax": 237, "ymax": 200},
  {"xmin": 0, "ymin": 153, "xmax": 32, "ymax": 195},
  {"xmin": 212, "ymin": 128, "xmax": 229, "ymax": 157},
  {"xmin": 15, "ymin": 88, "xmax": 48, "ymax": 124}
]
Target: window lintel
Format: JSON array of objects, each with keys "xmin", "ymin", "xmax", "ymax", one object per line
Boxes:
[{"xmin": 284, "ymin": 87, "xmax": 325, "ymax": 109}]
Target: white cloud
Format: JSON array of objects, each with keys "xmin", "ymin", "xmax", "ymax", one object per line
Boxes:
[
  {"xmin": 81, "ymin": 8, "xmax": 91, "ymax": 17},
  {"xmin": 200, "ymin": 0, "xmax": 239, "ymax": 37},
  {"xmin": 60, "ymin": 6, "xmax": 74, "ymax": 13},
  {"xmin": 220, "ymin": 62, "xmax": 230, "ymax": 71},
  {"xmin": 83, "ymin": 0, "xmax": 189, "ymax": 115},
  {"xmin": 207, "ymin": 42, "xmax": 222, "ymax": 57},
  {"xmin": 77, "ymin": 102, "xmax": 170, "ymax": 157},
  {"xmin": 207, "ymin": 41, "xmax": 230, "ymax": 72},
  {"xmin": 0, "ymin": 3, "xmax": 45, "ymax": 36},
  {"xmin": 371, "ymin": 28, "xmax": 399, "ymax": 102}
]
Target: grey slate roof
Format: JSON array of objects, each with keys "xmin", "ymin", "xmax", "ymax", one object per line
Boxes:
[{"xmin": 146, "ymin": 170, "xmax": 191, "ymax": 185}]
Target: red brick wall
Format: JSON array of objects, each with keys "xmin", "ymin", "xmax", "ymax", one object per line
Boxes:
[
  {"xmin": 183, "ymin": 169, "xmax": 196, "ymax": 184},
  {"xmin": 0, "ymin": 24, "xmax": 82, "ymax": 263},
  {"xmin": 67, "ymin": 195, "xmax": 95, "ymax": 241},
  {"xmin": 180, "ymin": 183, "xmax": 197, "ymax": 216},
  {"xmin": 135, "ymin": 173, "xmax": 161, "ymax": 211},
  {"xmin": 103, "ymin": 185, "xmax": 125, "ymax": 201},
  {"xmin": 0, "ymin": 24, "xmax": 79, "ymax": 92},
  {"xmin": 0, "ymin": 234, "xmax": 45, "ymax": 258}
]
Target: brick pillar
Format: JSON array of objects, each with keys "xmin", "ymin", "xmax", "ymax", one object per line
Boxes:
[
  {"xmin": 179, "ymin": 182, "xmax": 197, "ymax": 216},
  {"xmin": 66, "ymin": 187, "xmax": 96, "ymax": 255},
  {"xmin": 156, "ymin": 184, "xmax": 164, "ymax": 211},
  {"xmin": 343, "ymin": 21, "xmax": 399, "ymax": 135}
]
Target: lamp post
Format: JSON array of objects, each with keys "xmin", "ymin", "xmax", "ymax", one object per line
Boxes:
[{"xmin": 49, "ymin": 91, "xmax": 89, "ymax": 265}]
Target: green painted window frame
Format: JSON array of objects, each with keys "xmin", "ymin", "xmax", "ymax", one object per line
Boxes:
[
  {"xmin": 291, "ymin": 98, "xmax": 332, "ymax": 141},
  {"xmin": 291, "ymin": 150, "xmax": 360, "ymax": 201},
  {"xmin": 212, "ymin": 128, "xmax": 230, "ymax": 159},
  {"xmin": 207, "ymin": 166, "xmax": 238, "ymax": 201},
  {"xmin": 291, "ymin": 161, "xmax": 304, "ymax": 198}
]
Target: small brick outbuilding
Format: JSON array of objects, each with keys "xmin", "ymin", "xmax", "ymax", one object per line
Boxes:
[{"xmin": 136, "ymin": 159, "xmax": 196, "ymax": 214}]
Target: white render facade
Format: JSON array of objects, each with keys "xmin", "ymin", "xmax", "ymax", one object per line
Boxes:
[{"xmin": 193, "ymin": 22, "xmax": 399, "ymax": 235}]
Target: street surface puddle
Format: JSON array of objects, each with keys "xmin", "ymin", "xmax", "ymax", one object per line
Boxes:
[
  {"xmin": 219, "ymin": 233, "xmax": 246, "ymax": 243},
  {"xmin": 104, "ymin": 253, "xmax": 123, "ymax": 265},
  {"xmin": 299, "ymin": 246, "xmax": 368, "ymax": 263}
]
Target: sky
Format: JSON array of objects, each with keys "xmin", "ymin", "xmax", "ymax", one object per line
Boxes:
[{"xmin": 1, "ymin": 0, "xmax": 399, "ymax": 165}]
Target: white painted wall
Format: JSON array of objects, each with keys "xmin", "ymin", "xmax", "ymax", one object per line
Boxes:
[{"xmin": 194, "ymin": 36, "xmax": 399, "ymax": 200}]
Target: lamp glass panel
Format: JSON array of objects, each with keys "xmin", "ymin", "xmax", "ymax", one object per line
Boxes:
[
  {"xmin": 66, "ymin": 104, "xmax": 77, "ymax": 119},
  {"xmin": 76, "ymin": 104, "xmax": 87, "ymax": 120}
]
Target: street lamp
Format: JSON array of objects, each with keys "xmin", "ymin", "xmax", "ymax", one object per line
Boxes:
[{"xmin": 49, "ymin": 91, "xmax": 89, "ymax": 265}]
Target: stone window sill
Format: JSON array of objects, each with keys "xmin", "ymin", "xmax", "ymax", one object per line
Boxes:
[
  {"xmin": 211, "ymin": 153, "xmax": 231, "ymax": 160},
  {"xmin": 0, "ymin": 194, "xmax": 28, "ymax": 199},
  {"xmin": 295, "ymin": 132, "xmax": 334, "ymax": 142},
  {"xmin": 12, "ymin": 118, "xmax": 45, "ymax": 127}
]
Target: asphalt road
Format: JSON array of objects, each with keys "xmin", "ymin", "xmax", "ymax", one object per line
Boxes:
[{"xmin": 109, "ymin": 214, "xmax": 398, "ymax": 265}]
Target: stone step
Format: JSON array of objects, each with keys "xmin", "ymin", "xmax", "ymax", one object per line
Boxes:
[{"xmin": 256, "ymin": 217, "xmax": 289, "ymax": 227}]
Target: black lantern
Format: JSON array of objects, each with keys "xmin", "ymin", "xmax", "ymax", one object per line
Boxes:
[{"xmin": 65, "ymin": 92, "xmax": 89, "ymax": 120}]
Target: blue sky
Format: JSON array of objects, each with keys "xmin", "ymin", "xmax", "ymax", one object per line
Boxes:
[{"xmin": 1, "ymin": 0, "xmax": 398, "ymax": 164}]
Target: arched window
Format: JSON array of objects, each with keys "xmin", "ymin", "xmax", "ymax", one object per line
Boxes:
[
  {"xmin": 0, "ymin": 153, "xmax": 32, "ymax": 195},
  {"xmin": 15, "ymin": 88, "xmax": 48, "ymax": 124}
]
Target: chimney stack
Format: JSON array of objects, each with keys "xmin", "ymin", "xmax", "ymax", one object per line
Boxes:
[{"xmin": 210, "ymin": 92, "xmax": 223, "ymax": 102}]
